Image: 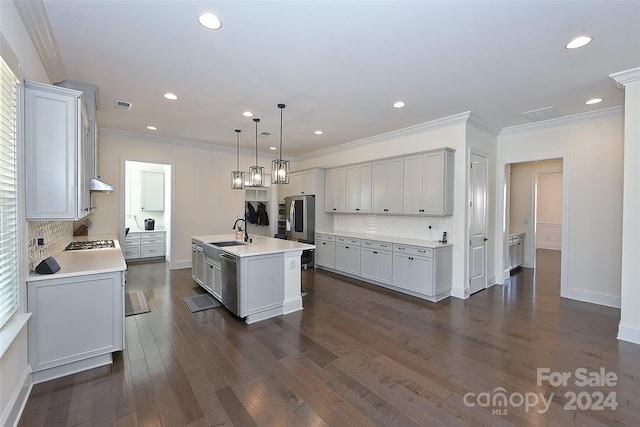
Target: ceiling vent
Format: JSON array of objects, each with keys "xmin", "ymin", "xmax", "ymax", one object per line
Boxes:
[
  {"xmin": 259, "ymin": 131, "xmax": 271, "ymax": 137},
  {"xmin": 115, "ymin": 100, "xmax": 132, "ymax": 111},
  {"xmin": 521, "ymin": 106, "xmax": 560, "ymax": 122}
]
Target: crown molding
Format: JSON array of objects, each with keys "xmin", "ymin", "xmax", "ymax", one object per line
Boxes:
[
  {"xmin": 99, "ymin": 127, "xmax": 261, "ymax": 157},
  {"xmin": 14, "ymin": 0, "xmax": 66, "ymax": 83},
  {"xmin": 499, "ymin": 106, "xmax": 624, "ymax": 137},
  {"xmin": 294, "ymin": 111, "xmax": 472, "ymax": 162},
  {"xmin": 610, "ymin": 67, "xmax": 640, "ymax": 89},
  {"xmin": 466, "ymin": 112, "xmax": 501, "ymax": 136}
]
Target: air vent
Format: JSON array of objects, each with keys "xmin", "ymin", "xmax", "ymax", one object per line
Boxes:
[
  {"xmin": 259, "ymin": 131, "xmax": 270, "ymax": 137},
  {"xmin": 521, "ymin": 106, "xmax": 560, "ymax": 122},
  {"xmin": 115, "ymin": 100, "xmax": 132, "ymax": 111}
]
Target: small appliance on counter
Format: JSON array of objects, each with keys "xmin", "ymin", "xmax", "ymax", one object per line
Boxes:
[{"xmin": 144, "ymin": 218, "xmax": 155, "ymax": 230}]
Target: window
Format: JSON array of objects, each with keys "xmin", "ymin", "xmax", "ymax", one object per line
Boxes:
[{"xmin": 0, "ymin": 55, "xmax": 19, "ymax": 329}]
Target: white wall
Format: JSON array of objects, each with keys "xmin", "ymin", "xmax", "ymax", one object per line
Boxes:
[
  {"xmin": 91, "ymin": 130, "xmax": 276, "ymax": 268},
  {"xmin": 498, "ymin": 112, "xmax": 624, "ymax": 308}
]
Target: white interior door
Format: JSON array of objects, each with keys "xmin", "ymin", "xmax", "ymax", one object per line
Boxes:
[{"xmin": 469, "ymin": 152, "xmax": 488, "ymax": 294}]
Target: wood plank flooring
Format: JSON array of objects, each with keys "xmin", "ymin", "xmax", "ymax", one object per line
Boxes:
[{"xmin": 18, "ymin": 250, "xmax": 640, "ymax": 426}]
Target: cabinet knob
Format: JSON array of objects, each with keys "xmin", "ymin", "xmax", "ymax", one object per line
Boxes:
[{"xmin": 384, "ymin": 209, "xmax": 388, "ymax": 212}]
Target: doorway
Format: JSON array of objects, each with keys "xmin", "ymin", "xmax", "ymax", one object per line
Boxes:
[
  {"xmin": 505, "ymin": 159, "xmax": 563, "ymax": 292},
  {"xmin": 123, "ymin": 160, "xmax": 172, "ymax": 264}
]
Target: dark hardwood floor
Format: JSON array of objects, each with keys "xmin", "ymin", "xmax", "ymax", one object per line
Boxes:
[{"xmin": 18, "ymin": 250, "xmax": 640, "ymax": 426}]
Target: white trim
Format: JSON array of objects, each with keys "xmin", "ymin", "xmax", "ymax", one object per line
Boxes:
[
  {"xmin": 0, "ymin": 364, "xmax": 32, "ymax": 427},
  {"xmin": 170, "ymin": 260, "xmax": 190, "ymax": 270},
  {"xmin": 561, "ymin": 289, "xmax": 621, "ymax": 309},
  {"xmin": 500, "ymin": 106, "xmax": 623, "ymax": 136},
  {"xmin": 609, "ymin": 67, "xmax": 640, "ymax": 89},
  {"xmin": 617, "ymin": 322, "xmax": 640, "ymax": 345},
  {"xmin": 0, "ymin": 314, "xmax": 30, "ymax": 359}
]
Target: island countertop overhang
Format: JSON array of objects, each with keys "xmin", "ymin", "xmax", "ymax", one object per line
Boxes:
[{"xmin": 191, "ymin": 234, "xmax": 315, "ymax": 258}]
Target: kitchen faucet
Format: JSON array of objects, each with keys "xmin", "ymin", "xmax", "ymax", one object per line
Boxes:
[{"xmin": 232, "ymin": 218, "xmax": 249, "ymax": 242}]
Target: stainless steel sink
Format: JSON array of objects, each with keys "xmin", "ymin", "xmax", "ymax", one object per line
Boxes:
[{"xmin": 209, "ymin": 241, "xmax": 248, "ymax": 247}]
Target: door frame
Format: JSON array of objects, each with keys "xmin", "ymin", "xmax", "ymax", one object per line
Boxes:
[{"xmin": 496, "ymin": 152, "xmax": 569, "ymax": 298}]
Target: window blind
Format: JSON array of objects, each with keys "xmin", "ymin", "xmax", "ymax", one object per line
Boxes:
[{"xmin": 0, "ymin": 56, "xmax": 19, "ymax": 329}]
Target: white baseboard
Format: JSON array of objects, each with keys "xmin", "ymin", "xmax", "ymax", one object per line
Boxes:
[
  {"xmin": 537, "ymin": 243, "xmax": 561, "ymax": 250},
  {"xmin": 0, "ymin": 364, "xmax": 32, "ymax": 427},
  {"xmin": 618, "ymin": 322, "xmax": 640, "ymax": 345},
  {"xmin": 169, "ymin": 260, "xmax": 190, "ymax": 270},
  {"xmin": 450, "ymin": 287, "xmax": 468, "ymax": 299},
  {"xmin": 561, "ymin": 288, "xmax": 621, "ymax": 309}
]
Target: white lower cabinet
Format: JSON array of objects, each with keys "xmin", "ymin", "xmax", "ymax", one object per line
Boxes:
[
  {"xmin": 360, "ymin": 244, "xmax": 393, "ymax": 285},
  {"xmin": 27, "ymin": 271, "xmax": 125, "ymax": 383},
  {"xmin": 315, "ymin": 233, "xmax": 336, "ymax": 269},
  {"xmin": 126, "ymin": 231, "xmax": 165, "ymax": 260},
  {"xmin": 204, "ymin": 256, "xmax": 222, "ymax": 300},
  {"xmin": 191, "ymin": 240, "xmax": 205, "ymax": 285},
  {"xmin": 316, "ymin": 232, "xmax": 452, "ymax": 302}
]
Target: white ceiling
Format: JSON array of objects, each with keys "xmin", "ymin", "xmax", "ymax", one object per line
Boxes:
[{"xmin": 31, "ymin": 0, "xmax": 640, "ymax": 157}]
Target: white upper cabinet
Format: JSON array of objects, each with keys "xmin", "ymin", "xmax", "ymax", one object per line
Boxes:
[
  {"xmin": 346, "ymin": 163, "xmax": 371, "ymax": 213},
  {"xmin": 371, "ymin": 157, "xmax": 403, "ymax": 214},
  {"xmin": 291, "ymin": 169, "xmax": 317, "ymax": 195},
  {"xmin": 141, "ymin": 172, "xmax": 164, "ymax": 211},
  {"xmin": 403, "ymin": 148, "xmax": 455, "ymax": 216},
  {"xmin": 325, "ymin": 167, "xmax": 346, "ymax": 212},
  {"xmin": 25, "ymin": 81, "xmax": 92, "ymax": 220}
]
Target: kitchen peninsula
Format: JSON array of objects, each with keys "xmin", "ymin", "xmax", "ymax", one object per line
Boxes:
[
  {"xmin": 26, "ymin": 235, "xmax": 126, "ymax": 384},
  {"xmin": 191, "ymin": 234, "xmax": 314, "ymax": 324}
]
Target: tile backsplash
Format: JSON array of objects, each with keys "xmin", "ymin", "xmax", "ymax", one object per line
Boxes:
[
  {"xmin": 27, "ymin": 221, "xmax": 73, "ymax": 272},
  {"xmin": 333, "ymin": 214, "xmax": 452, "ymax": 242}
]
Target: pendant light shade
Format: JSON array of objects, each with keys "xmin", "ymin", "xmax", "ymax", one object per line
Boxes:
[
  {"xmin": 248, "ymin": 118, "xmax": 264, "ymax": 187},
  {"xmin": 271, "ymin": 103, "xmax": 290, "ymax": 184},
  {"xmin": 231, "ymin": 129, "xmax": 245, "ymax": 190}
]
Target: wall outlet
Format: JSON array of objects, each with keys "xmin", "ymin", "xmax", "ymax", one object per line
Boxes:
[{"xmin": 37, "ymin": 237, "xmax": 44, "ymax": 245}]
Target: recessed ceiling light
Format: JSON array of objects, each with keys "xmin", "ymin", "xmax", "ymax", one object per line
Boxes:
[
  {"xmin": 314, "ymin": 130, "xmax": 323, "ymax": 135},
  {"xmin": 393, "ymin": 101, "xmax": 405, "ymax": 108},
  {"xmin": 269, "ymin": 146, "xmax": 277, "ymax": 150},
  {"xmin": 585, "ymin": 98, "xmax": 603, "ymax": 105},
  {"xmin": 243, "ymin": 111, "xmax": 253, "ymax": 117},
  {"xmin": 565, "ymin": 36, "xmax": 592, "ymax": 49},
  {"xmin": 198, "ymin": 13, "xmax": 222, "ymax": 30},
  {"xmin": 146, "ymin": 126, "xmax": 157, "ymax": 130},
  {"xmin": 163, "ymin": 92, "xmax": 178, "ymax": 100}
]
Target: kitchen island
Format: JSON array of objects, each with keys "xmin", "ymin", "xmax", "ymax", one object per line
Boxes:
[
  {"xmin": 191, "ymin": 234, "xmax": 314, "ymax": 324},
  {"xmin": 26, "ymin": 235, "xmax": 126, "ymax": 384}
]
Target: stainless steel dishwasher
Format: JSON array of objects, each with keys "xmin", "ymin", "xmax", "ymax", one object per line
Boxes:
[{"xmin": 220, "ymin": 252, "xmax": 239, "ymax": 316}]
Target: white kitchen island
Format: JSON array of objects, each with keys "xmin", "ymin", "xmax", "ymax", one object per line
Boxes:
[{"xmin": 191, "ymin": 234, "xmax": 315, "ymax": 324}]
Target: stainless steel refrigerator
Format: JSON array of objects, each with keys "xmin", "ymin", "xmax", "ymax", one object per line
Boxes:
[{"xmin": 285, "ymin": 195, "xmax": 315, "ymax": 243}]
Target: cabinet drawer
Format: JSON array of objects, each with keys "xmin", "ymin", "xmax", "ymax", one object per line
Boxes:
[
  {"xmin": 124, "ymin": 246, "xmax": 140, "ymax": 259},
  {"xmin": 140, "ymin": 236, "xmax": 164, "ymax": 245},
  {"xmin": 141, "ymin": 232, "xmax": 164, "ymax": 241},
  {"xmin": 125, "ymin": 234, "xmax": 140, "ymax": 245},
  {"xmin": 316, "ymin": 233, "xmax": 335, "ymax": 243},
  {"xmin": 361, "ymin": 240, "xmax": 392, "ymax": 251},
  {"xmin": 141, "ymin": 244, "xmax": 164, "ymax": 257},
  {"xmin": 336, "ymin": 236, "xmax": 361, "ymax": 246},
  {"xmin": 393, "ymin": 244, "xmax": 433, "ymax": 257}
]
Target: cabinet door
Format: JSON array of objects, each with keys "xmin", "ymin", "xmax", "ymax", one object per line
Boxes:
[
  {"xmin": 316, "ymin": 241, "xmax": 336, "ymax": 269},
  {"xmin": 361, "ymin": 248, "xmax": 392, "ymax": 284},
  {"xmin": 142, "ymin": 172, "xmax": 165, "ymax": 211},
  {"xmin": 291, "ymin": 172, "xmax": 304, "ymax": 195},
  {"xmin": 360, "ymin": 248, "xmax": 376, "ymax": 280},
  {"xmin": 335, "ymin": 244, "xmax": 349, "ymax": 272},
  {"xmin": 325, "ymin": 167, "xmax": 346, "ymax": 212},
  {"xmin": 410, "ymin": 256, "xmax": 434, "ymax": 296},
  {"xmin": 302, "ymin": 170, "xmax": 316, "ymax": 195},
  {"xmin": 392, "ymin": 253, "xmax": 411, "ymax": 289},
  {"xmin": 423, "ymin": 150, "xmax": 454, "ymax": 215},
  {"xmin": 403, "ymin": 155, "xmax": 423, "ymax": 214},
  {"xmin": 377, "ymin": 250, "xmax": 393, "ymax": 284},
  {"xmin": 371, "ymin": 160, "xmax": 388, "ymax": 213},
  {"xmin": 345, "ymin": 164, "xmax": 371, "ymax": 213},
  {"xmin": 386, "ymin": 158, "xmax": 404, "ymax": 213},
  {"xmin": 346, "ymin": 246, "xmax": 361, "ymax": 275},
  {"xmin": 25, "ymin": 82, "xmax": 89, "ymax": 220},
  {"xmin": 203, "ymin": 260, "xmax": 214, "ymax": 293}
]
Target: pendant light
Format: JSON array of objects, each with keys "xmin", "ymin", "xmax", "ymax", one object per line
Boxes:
[
  {"xmin": 231, "ymin": 129, "xmax": 245, "ymax": 189},
  {"xmin": 248, "ymin": 118, "xmax": 264, "ymax": 187},
  {"xmin": 271, "ymin": 103, "xmax": 290, "ymax": 184}
]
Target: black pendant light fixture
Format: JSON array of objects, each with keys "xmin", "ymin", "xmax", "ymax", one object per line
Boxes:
[
  {"xmin": 231, "ymin": 129, "xmax": 245, "ymax": 189},
  {"xmin": 271, "ymin": 103, "xmax": 290, "ymax": 184},
  {"xmin": 248, "ymin": 118, "xmax": 264, "ymax": 187}
]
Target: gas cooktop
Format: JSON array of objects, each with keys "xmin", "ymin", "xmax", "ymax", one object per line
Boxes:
[{"xmin": 64, "ymin": 239, "xmax": 116, "ymax": 251}]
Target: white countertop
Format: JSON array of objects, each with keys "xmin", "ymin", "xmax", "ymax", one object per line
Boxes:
[
  {"xmin": 126, "ymin": 227, "xmax": 165, "ymax": 233},
  {"xmin": 315, "ymin": 230, "xmax": 453, "ymax": 248},
  {"xmin": 191, "ymin": 234, "xmax": 315, "ymax": 257},
  {"xmin": 27, "ymin": 235, "xmax": 127, "ymax": 282}
]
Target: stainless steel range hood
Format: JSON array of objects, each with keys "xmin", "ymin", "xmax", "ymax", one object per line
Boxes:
[{"xmin": 90, "ymin": 178, "xmax": 115, "ymax": 193}]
